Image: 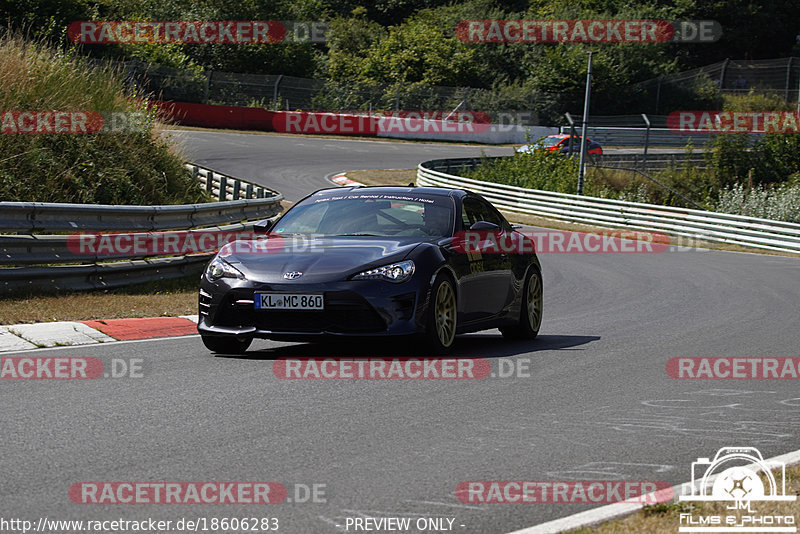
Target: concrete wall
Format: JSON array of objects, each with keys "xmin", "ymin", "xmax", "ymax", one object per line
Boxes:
[{"xmin": 153, "ymin": 101, "xmax": 558, "ymax": 144}]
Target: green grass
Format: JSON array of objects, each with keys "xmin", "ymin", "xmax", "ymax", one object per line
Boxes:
[{"xmin": 0, "ymin": 34, "xmax": 208, "ymax": 205}]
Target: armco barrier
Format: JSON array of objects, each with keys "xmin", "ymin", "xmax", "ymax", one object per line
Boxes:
[
  {"xmin": 0, "ymin": 164, "xmax": 283, "ymax": 294},
  {"xmin": 0, "ymin": 166, "xmax": 280, "ymax": 233},
  {"xmin": 417, "ymin": 158, "xmax": 800, "ymax": 254},
  {"xmin": 558, "ymin": 126, "xmax": 761, "ymax": 148},
  {"xmin": 0, "ymin": 256, "xmax": 211, "ymax": 294},
  {"xmin": 0, "ymin": 222, "xmax": 256, "ymax": 265}
]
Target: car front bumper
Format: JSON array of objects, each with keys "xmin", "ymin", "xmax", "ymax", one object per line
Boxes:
[{"xmin": 198, "ymin": 277, "xmax": 429, "ymax": 340}]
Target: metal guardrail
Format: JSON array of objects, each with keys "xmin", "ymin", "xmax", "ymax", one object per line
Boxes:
[
  {"xmin": 0, "ymin": 256, "xmax": 211, "ymax": 294},
  {"xmin": 558, "ymin": 126, "xmax": 714, "ymax": 147},
  {"xmin": 596, "ymin": 152, "xmax": 708, "ymax": 170},
  {"xmin": 0, "ymin": 222, "xmax": 258, "ymax": 265},
  {"xmin": 0, "ymin": 164, "xmax": 284, "ymax": 294},
  {"xmin": 432, "ymin": 152, "xmax": 707, "ymax": 174},
  {"xmin": 188, "ymin": 164, "xmax": 274, "ymax": 202},
  {"xmin": 0, "ymin": 167, "xmax": 281, "ymax": 233},
  {"xmin": 417, "ymin": 159, "xmax": 800, "ymax": 255},
  {"xmin": 558, "ymin": 126, "xmax": 761, "ymax": 148}
]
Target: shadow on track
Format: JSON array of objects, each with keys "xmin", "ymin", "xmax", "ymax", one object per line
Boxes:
[{"xmin": 215, "ymin": 333, "xmax": 600, "ymax": 360}]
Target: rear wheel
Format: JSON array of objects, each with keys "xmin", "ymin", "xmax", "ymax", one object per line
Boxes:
[
  {"xmin": 501, "ymin": 266, "xmax": 542, "ymax": 340},
  {"xmin": 426, "ymin": 274, "xmax": 457, "ymax": 354},
  {"xmin": 201, "ymin": 335, "xmax": 252, "ymax": 354}
]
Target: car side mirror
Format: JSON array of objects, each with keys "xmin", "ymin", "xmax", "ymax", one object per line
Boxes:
[
  {"xmin": 469, "ymin": 221, "xmax": 501, "ymax": 232},
  {"xmin": 253, "ymin": 219, "xmax": 274, "ymax": 233}
]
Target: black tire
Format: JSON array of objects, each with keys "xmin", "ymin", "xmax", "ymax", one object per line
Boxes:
[
  {"xmin": 201, "ymin": 335, "xmax": 252, "ymax": 354},
  {"xmin": 425, "ymin": 274, "xmax": 458, "ymax": 355},
  {"xmin": 501, "ymin": 266, "xmax": 542, "ymax": 340}
]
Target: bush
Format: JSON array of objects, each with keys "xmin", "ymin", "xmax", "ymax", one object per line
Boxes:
[
  {"xmin": 463, "ymin": 149, "xmax": 579, "ymax": 194},
  {"xmin": 714, "ymin": 181, "xmax": 800, "ymax": 223},
  {"xmin": 0, "ymin": 34, "xmax": 207, "ymax": 205}
]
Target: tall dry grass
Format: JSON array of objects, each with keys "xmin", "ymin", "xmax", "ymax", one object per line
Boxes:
[{"xmin": 0, "ymin": 34, "xmax": 207, "ymax": 205}]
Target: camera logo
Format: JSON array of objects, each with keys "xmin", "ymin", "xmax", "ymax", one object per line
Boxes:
[{"xmin": 678, "ymin": 447, "xmax": 796, "ymax": 532}]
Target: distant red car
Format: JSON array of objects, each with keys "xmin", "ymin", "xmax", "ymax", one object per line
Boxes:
[{"xmin": 517, "ymin": 134, "xmax": 603, "ymax": 155}]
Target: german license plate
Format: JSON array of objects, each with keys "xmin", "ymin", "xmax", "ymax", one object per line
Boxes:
[{"xmin": 254, "ymin": 293, "xmax": 324, "ymax": 310}]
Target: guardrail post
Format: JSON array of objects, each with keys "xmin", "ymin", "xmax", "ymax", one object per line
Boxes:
[
  {"xmin": 218, "ymin": 174, "xmax": 227, "ymax": 201},
  {"xmin": 232, "ymin": 179, "xmax": 241, "ymax": 200},
  {"xmin": 204, "ymin": 71, "xmax": 211, "ymax": 104},
  {"xmin": 565, "ymin": 113, "xmax": 575, "ymax": 155},
  {"xmin": 192, "ymin": 165, "xmax": 199, "ymax": 186},
  {"xmin": 205, "ymin": 171, "xmax": 214, "ymax": 193},
  {"xmin": 257, "ymin": 188, "xmax": 265, "ymax": 198},
  {"xmin": 273, "ymin": 75, "xmax": 283, "ymax": 110},
  {"xmin": 577, "ymin": 52, "xmax": 594, "ymax": 195},
  {"xmin": 245, "ymin": 183, "xmax": 254, "ymax": 199}
]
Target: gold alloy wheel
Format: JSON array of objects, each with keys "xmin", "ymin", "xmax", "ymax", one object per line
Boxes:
[
  {"xmin": 526, "ymin": 270, "xmax": 543, "ymax": 332},
  {"xmin": 435, "ymin": 280, "xmax": 457, "ymax": 347}
]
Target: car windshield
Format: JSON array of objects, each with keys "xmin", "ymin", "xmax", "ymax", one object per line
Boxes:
[
  {"xmin": 271, "ymin": 192, "xmax": 455, "ymax": 238},
  {"xmin": 541, "ymin": 136, "xmax": 564, "ymax": 147}
]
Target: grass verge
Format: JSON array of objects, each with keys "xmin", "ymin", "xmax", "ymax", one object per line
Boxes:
[
  {"xmin": 0, "ymin": 34, "xmax": 206, "ymax": 205},
  {"xmin": 0, "ymin": 275, "xmax": 199, "ymax": 324}
]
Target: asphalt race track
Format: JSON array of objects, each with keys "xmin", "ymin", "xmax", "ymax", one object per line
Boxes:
[
  {"xmin": 3, "ymin": 132, "xmax": 800, "ymax": 534},
  {"xmin": 168, "ymin": 129, "xmax": 683, "ymax": 202},
  {"xmin": 170, "ymin": 130, "xmax": 513, "ymax": 201}
]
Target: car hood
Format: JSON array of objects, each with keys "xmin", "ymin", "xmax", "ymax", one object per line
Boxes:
[{"xmin": 220, "ymin": 236, "xmax": 430, "ymax": 283}]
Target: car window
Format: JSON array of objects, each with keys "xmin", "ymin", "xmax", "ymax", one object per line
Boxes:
[
  {"xmin": 273, "ymin": 193, "xmax": 454, "ymax": 237},
  {"xmin": 462, "ymin": 197, "xmax": 504, "ymax": 230},
  {"xmin": 541, "ymin": 136, "xmax": 561, "ymax": 147}
]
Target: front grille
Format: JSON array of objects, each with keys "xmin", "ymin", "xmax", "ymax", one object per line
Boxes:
[{"xmin": 214, "ymin": 290, "xmax": 387, "ymax": 333}]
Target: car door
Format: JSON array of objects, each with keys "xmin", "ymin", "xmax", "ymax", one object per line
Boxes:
[{"xmin": 458, "ymin": 196, "xmax": 515, "ymax": 322}]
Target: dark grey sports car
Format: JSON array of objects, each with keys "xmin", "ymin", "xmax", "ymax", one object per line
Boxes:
[{"xmin": 197, "ymin": 186, "xmax": 542, "ymax": 354}]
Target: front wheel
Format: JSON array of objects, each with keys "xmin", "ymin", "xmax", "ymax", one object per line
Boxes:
[
  {"xmin": 425, "ymin": 274, "xmax": 457, "ymax": 354},
  {"xmin": 201, "ymin": 335, "xmax": 253, "ymax": 354},
  {"xmin": 501, "ymin": 266, "xmax": 542, "ymax": 340}
]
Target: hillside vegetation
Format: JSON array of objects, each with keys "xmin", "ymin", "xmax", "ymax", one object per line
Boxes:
[
  {"xmin": 3, "ymin": 0, "xmax": 800, "ymax": 118},
  {"xmin": 0, "ymin": 35, "xmax": 206, "ymax": 204}
]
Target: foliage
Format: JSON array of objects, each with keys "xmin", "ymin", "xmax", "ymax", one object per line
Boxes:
[
  {"xmin": 463, "ymin": 147, "xmax": 579, "ymax": 194},
  {"xmin": 713, "ymin": 181, "xmax": 800, "ymax": 223},
  {"xmin": 0, "ymin": 34, "xmax": 206, "ymax": 204}
]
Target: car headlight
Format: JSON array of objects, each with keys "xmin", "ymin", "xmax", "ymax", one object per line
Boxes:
[
  {"xmin": 206, "ymin": 257, "xmax": 246, "ymax": 281},
  {"xmin": 353, "ymin": 260, "xmax": 415, "ymax": 283}
]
